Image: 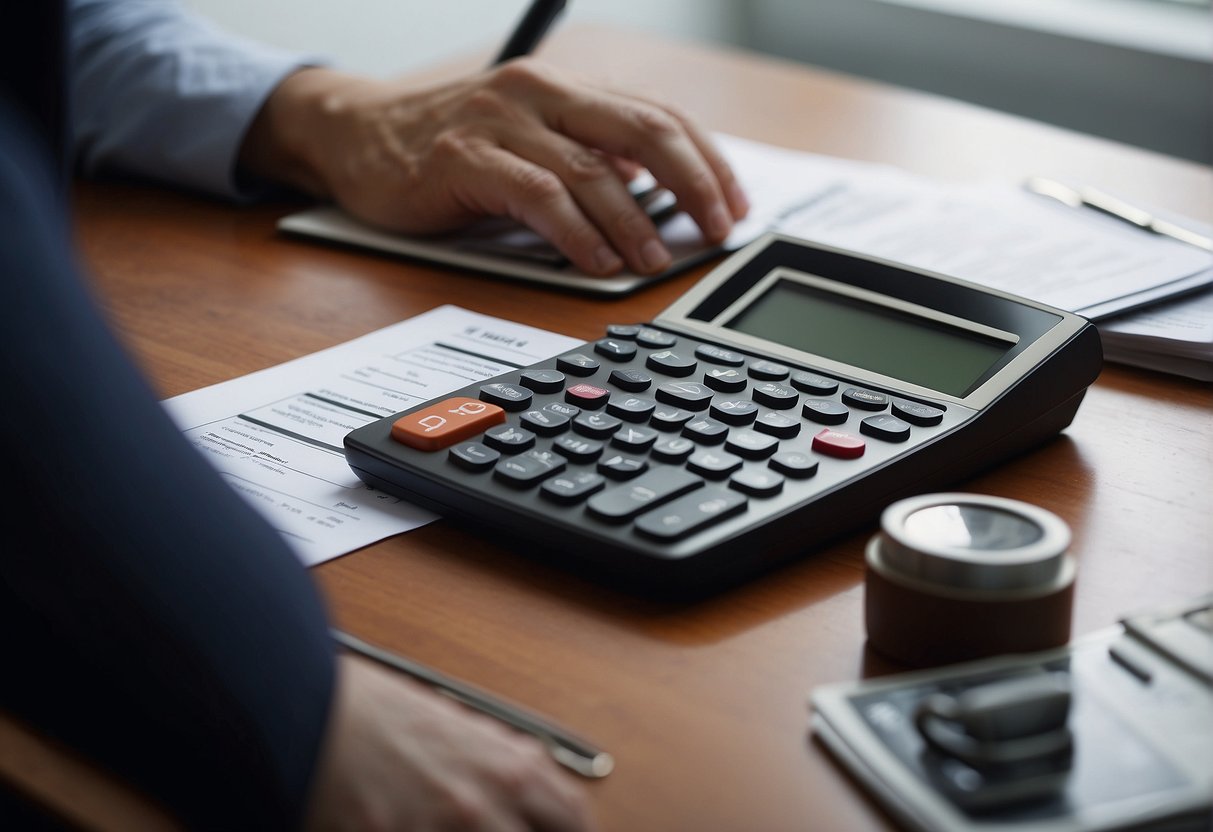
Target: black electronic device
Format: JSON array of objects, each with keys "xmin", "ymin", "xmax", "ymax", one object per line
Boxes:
[{"xmin": 343, "ymin": 234, "xmax": 1102, "ymax": 594}]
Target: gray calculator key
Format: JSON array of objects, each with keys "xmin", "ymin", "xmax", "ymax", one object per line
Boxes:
[
  {"xmin": 605, "ymin": 324, "xmax": 641, "ymax": 339},
  {"xmin": 636, "ymin": 328, "xmax": 677, "ymax": 348},
  {"xmin": 650, "ymin": 406, "xmax": 695, "ymax": 431},
  {"xmin": 651, "ymin": 435, "xmax": 695, "ymax": 463},
  {"xmin": 635, "ymin": 488, "xmax": 747, "ymax": 540},
  {"xmin": 494, "ymin": 449, "xmax": 566, "ymax": 487},
  {"xmin": 694, "ymin": 344, "xmax": 745, "ymax": 366},
  {"xmin": 587, "ymin": 468, "xmax": 703, "ymax": 522},
  {"xmin": 479, "ymin": 382, "xmax": 532, "ymax": 411},
  {"xmin": 687, "ymin": 449, "xmax": 743, "ymax": 479},
  {"xmin": 573, "ymin": 411, "xmax": 622, "ymax": 438},
  {"xmin": 520, "ymin": 408, "xmax": 570, "ymax": 436},
  {"xmin": 611, "ymin": 425, "xmax": 659, "ymax": 453},
  {"xmin": 552, "ymin": 434, "xmax": 604, "ymax": 463},
  {"xmin": 752, "ymin": 382, "xmax": 798, "ymax": 410},
  {"xmin": 790, "ymin": 371, "xmax": 838, "ymax": 395},
  {"xmin": 725, "ymin": 429, "xmax": 779, "ymax": 459},
  {"xmin": 594, "ymin": 338, "xmax": 637, "ymax": 361},
  {"xmin": 682, "ymin": 416, "xmax": 729, "ymax": 445},
  {"xmin": 769, "ymin": 450, "xmax": 819, "ymax": 479},
  {"xmin": 484, "ymin": 424, "xmax": 535, "ymax": 453},
  {"xmin": 448, "ymin": 441, "xmax": 500, "ymax": 472},
  {"xmin": 607, "ymin": 395, "xmax": 656, "ymax": 423},
  {"xmin": 729, "ymin": 468, "xmax": 784, "ymax": 497},
  {"xmin": 704, "ymin": 367, "xmax": 747, "ymax": 393},
  {"xmin": 842, "ymin": 387, "xmax": 889, "ymax": 411},
  {"xmin": 557, "ymin": 353, "xmax": 599, "ymax": 376},
  {"xmin": 656, "ymin": 381, "xmax": 714, "ymax": 410},
  {"xmin": 541, "ymin": 471, "xmax": 606, "ymax": 505},
  {"xmin": 609, "ymin": 368, "xmax": 653, "ymax": 392},
  {"xmin": 892, "ymin": 398, "xmax": 945, "ymax": 426},
  {"xmin": 748, "ymin": 359, "xmax": 789, "ymax": 380},
  {"xmin": 802, "ymin": 399, "xmax": 849, "ymax": 425},
  {"xmin": 597, "ymin": 454, "xmax": 649, "ymax": 480},
  {"xmin": 519, "ymin": 369, "xmax": 565, "ymax": 393},
  {"xmin": 710, "ymin": 398, "xmax": 759, "ymax": 425},
  {"xmin": 860, "ymin": 414, "xmax": 911, "ymax": 442},
  {"xmin": 646, "ymin": 350, "xmax": 697, "ymax": 377},
  {"xmin": 754, "ymin": 411, "xmax": 800, "ymax": 439}
]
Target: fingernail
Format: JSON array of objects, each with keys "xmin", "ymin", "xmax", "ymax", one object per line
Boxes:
[
  {"xmin": 707, "ymin": 204, "xmax": 732, "ymax": 241},
  {"xmin": 594, "ymin": 245, "xmax": 624, "ymax": 275},
  {"xmin": 640, "ymin": 238, "xmax": 671, "ymax": 273}
]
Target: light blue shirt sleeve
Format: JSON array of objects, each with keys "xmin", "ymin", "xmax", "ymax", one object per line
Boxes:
[{"xmin": 69, "ymin": 0, "xmax": 321, "ymax": 200}]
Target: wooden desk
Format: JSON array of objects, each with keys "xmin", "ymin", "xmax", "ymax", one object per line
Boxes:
[{"xmin": 17, "ymin": 24, "xmax": 1213, "ymax": 832}]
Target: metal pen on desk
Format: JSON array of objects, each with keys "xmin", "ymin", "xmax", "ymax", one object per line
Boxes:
[
  {"xmin": 493, "ymin": 0, "xmax": 568, "ymax": 65},
  {"xmin": 331, "ymin": 628, "xmax": 614, "ymax": 779}
]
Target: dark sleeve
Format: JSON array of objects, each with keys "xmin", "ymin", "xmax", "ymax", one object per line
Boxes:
[{"xmin": 0, "ymin": 99, "xmax": 335, "ymax": 830}]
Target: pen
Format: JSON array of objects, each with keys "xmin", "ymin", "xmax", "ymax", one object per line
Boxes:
[
  {"xmin": 1025, "ymin": 176, "xmax": 1213, "ymax": 253},
  {"xmin": 493, "ymin": 0, "xmax": 567, "ymax": 64},
  {"xmin": 331, "ymin": 628, "xmax": 614, "ymax": 779}
]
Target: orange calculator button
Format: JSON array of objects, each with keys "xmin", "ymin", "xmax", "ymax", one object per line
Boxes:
[{"xmin": 391, "ymin": 397, "xmax": 506, "ymax": 451}]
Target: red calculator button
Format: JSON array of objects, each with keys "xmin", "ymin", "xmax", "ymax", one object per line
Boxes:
[
  {"xmin": 391, "ymin": 397, "xmax": 505, "ymax": 451},
  {"xmin": 566, "ymin": 383, "xmax": 610, "ymax": 409},
  {"xmin": 811, "ymin": 428, "xmax": 866, "ymax": 459}
]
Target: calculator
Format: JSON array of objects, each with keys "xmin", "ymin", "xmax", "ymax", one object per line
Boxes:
[{"xmin": 344, "ymin": 234, "xmax": 1102, "ymax": 595}]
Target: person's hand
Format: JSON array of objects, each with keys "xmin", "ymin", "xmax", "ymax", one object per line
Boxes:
[
  {"xmin": 305, "ymin": 654, "xmax": 597, "ymax": 832},
  {"xmin": 240, "ymin": 60, "xmax": 749, "ymax": 276}
]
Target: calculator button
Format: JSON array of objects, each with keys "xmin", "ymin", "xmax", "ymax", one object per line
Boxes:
[
  {"xmin": 892, "ymin": 398, "xmax": 945, "ymax": 426},
  {"xmin": 597, "ymin": 454, "xmax": 649, "ymax": 480},
  {"xmin": 656, "ymin": 381, "xmax": 714, "ymax": 410},
  {"xmin": 605, "ymin": 324, "xmax": 641, "ymax": 340},
  {"xmin": 748, "ymin": 359, "xmax": 789, "ymax": 381},
  {"xmin": 587, "ymin": 468, "xmax": 703, "ymax": 522},
  {"xmin": 479, "ymin": 382, "xmax": 533, "ymax": 412},
  {"xmin": 448, "ymin": 441, "xmax": 500, "ymax": 472},
  {"xmin": 607, "ymin": 395, "xmax": 656, "ymax": 423},
  {"xmin": 609, "ymin": 368, "xmax": 653, "ymax": 391},
  {"xmin": 682, "ymin": 417, "xmax": 729, "ymax": 445},
  {"xmin": 594, "ymin": 338, "xmax": 638, "ymax": 361},
  {"xmin": 860, "ymin": 414, "xmax": 911, "ymax": 443},
  {"xmin": 611, "ymin": 425, "xmax": 658, "ymax": 453},
  {"xmin": 651, "ymin": 436, "xmax": 695, "ymax": 463},
  {"xmin": 518, "ymin": 369, "xmax": 566, "ymax": 394},
  {"xmin": 391, "ymin": 397, "xmax": 506, "ymax": 451},
  {"xmin": 802, "ymin": 399, "xmax": 849, "ymax": 425},
  {"xmin": 552, "ymin": 434, "xmax": 604, "ymax": 463},
  {"xmin": 566, "ymin": 383, "xmax": 610, "ymax": 409},
  {"xmin": 812, "ymin": 428, "xmax": 866, "ymax": 459},
  {"xmin": 710, "ymin": 398, "xmax": 759, "ymax": 425},
  {"xmin": 703, "ymin": 367, "xmax": 747, "ymax": 393},
  {"xmin": 694, "ymin": 345, "xmax": 745, "ymax": 366},
  {"xmin": 494, "ymin": 449, "xmax": 566, "ymax": 487},
  {"xmin": 634, "ymin": 488, "xmax": 747, "ymax": 540},
  {"xmin": 841, "ymin": 387, "xmax": 889, "ymax": 411},
  {"xmin": 729, "ymin": 468, "xmax": 784, "ymax": 497},
  {"xmin": 573, "ymin": 411, "xmax": 622, "ymax": 439},
  {"xmin": 725, "ymin": 429, "xmax": 779, "ymax": 459},
  {"xmin": 557, "ymin": 353, "xmax": 600, "ymax": 376},
  {"xmin": 751, "ymin": 382, "xmax": 798, "ymax": 410},
  {"xmin": 687, "ymin": 449, "xmax": 744, "ymax": 479},
  {"xmin": 754, "ymin": 411, "xmax": 801, "ymax": 439},
  {"xmin": 646, "ymin": 351, "xmax": 698, "ymax": 377},
  {"xmin": 650, "ymin": 406, "xmax": 695, "ymax": 431},
  {"xmin": 541, "ymin": 471, "xmax": 606, "ymax": 505},
  {"xmin": 520, "ymin": 408, "xmax": 570, "ymax": 436},
  {"xmin": 791, "ymin": 372, "xmax": 838, "ymax": 396},
  {"xmin": 542, "ymin": 401, "xmax": 580, "ymax": 419},
  {"xmin": 636, "ymin": 328, "xmax": 677, "ymax": 348},
  {"xmin": 769, "ymin": 451, "xmax": 819, "ymax": 479},
  {"xmin": 483, "ymin": 424, "xmax": 536, "ymax": 453}
]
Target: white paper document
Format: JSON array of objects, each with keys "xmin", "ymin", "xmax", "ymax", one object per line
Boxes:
[{"xmin": 163, "ymin": 306, "xmax": 580, "ymax": 566}]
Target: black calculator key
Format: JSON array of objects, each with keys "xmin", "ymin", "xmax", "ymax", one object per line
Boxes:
[
  {"xmin": 557, "ymin": 353, "xmax": 599, "ymax": 376},
  {"xmin": 650, "ymin": 406, "xmax": 695, "ymax": 431},
  {"xmin": 494, "ymin": 449, "xmax": 566, "ymax": 487},
  {"xmin": 842, "ymin": 387, "xmax": 889, "ymax": 411},
  {"xmin": 566, "ymin": 383, "xmax": 610, "ymax": 409},
  {"xmin": 520, "ymin": 408, "xmax": 570, "ymax": 436},
  {"xmin": 892, "ymin": 398, "xmax": 945, "ymax": 426},
  {"xmin": 607, "ymin": 395, "xmax": 656, "ymax": 423},
  {"xmin": 790, "ymin": 371, "xmax": 838, "ymax": 396},
  {"xmin": 479, "ymin": 382, "xmax": 532, "ymax": 411},
  {"xmin": 687, "ymin": 449, "xmax": 743, "ymax": 479},
  {"xmin": 483, "ymin": 424, "xmax": 536, "ymax": 453},
  {"xmin": 518, "ymin": 369, "xmax": 565, "ymax": 393},
  {"xmin": 597, "ymin": 454, "xmax": 649, "ymax": 480},
  {"xmin": 646, "ymin": 350, "xmax": 697, "ymax": 377},
  {"xmin": 656, "ymin": 381, "xmax": 714, "ymax": 410},
  {"xmin": 594, "ymin": 338, "xmax": 637, "ymax": 361},
  {"xmin": 725, "ymin": 429, "xmax": 779, "ymax": 459},
  {"xmin": 609, "ymin": 368, "xmax": 652, "ymax": 391},
  {"xmin": 573, "ymin": 411, "xmax": 622, "ymax": 439},
  {"xmin": 751, "ymin": 382, "xmax": 798, "ymax": 409},
  {"xmin": 748, "ymin": 359, "xmax": 789, "ymax": 380},
  {"xmin": 651, "ymin": 435, "xmax": 695, "ymax": 463},
  {"xmin": 542, "ymin": 401, "xmax": 580, "ymax": 419},
  {"xmin": 710, "ymin": 399, "xmax": 759, "ymax": 425},
  {"xmin": 695, "ymin": 344, "xmax": 745, "ymax": 366},
  {"xmin": 635, "ymin": 488, "xmax": 747, "ymax": 541},
  {"xmin": 769, "ymin": 450, "xmax": 819, "ymax": 479},
  {"xmin": 682, "ymin": 416, "xmax": 729, "ymax": 445},
  {"xmin": 703, "ymin": 367, "xmax": 747, "ymax": 393},
  {"xmin": 587, "ymin": 468, "xmax": 703, "ymax": 522},
  {"xmin": 729, "ymin": 468, "xmax": 784, "ymax": 497},
  {"xmin": 605, "ymin": 324, "xmax": 641, "ymax": 339},
  {"xmin": 860, "ymin": 414, "xmax": 911, "ymax": 443},
  {"xmin": 552, "ymin": 434, "xmax": 604, "ymax": 463},
  {"xmin": 541, "ymin": 471, "xmax": 606, "ymax": 505},
  {"xmin": 802, "ymin": 399, "xmax": 849, "ymax": 425},
  {"xmin": 611, "ymin": 425, "xmax": 658, "ymax": 453},
  {"xmin": 754, "ymin": 411, "xmax": 801, "ymax": 439},
  {"xmin": 636, "ymin": 328, "xmax": 677, "ymax": 348},
  {"xmin": 448, "ymin": 441, "xmax": 500, "ymax": 472}
]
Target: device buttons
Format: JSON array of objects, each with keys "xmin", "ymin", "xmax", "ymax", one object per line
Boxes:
[
  {"xmin": 842, "ymin": 387, "xmax": 889, "ymax": 411},
  {"xmin": 391, "ymin": 397, "xmax": 506, "ymax": 451},
  {"xmin": 861, "ymin": 414, "xmax": 911, "ymax": 443},
  {"xmin": 892, "ymin": 398, "xmax": 945, "ymax": 426},
  {"xmin": 812, "ymin": 428, "xmax": 866, "ymax": 459},
  {"xmin": 635, "ymin": 488, "xmax": 747, "ymax": 540}
]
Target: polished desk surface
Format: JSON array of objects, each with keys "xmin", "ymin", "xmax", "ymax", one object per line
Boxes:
[{"xmin": 19, "ymin": 24, "xmax": 1213, "ymax": 832}]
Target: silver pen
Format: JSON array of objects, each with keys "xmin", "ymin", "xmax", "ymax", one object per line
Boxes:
[
  {"xmin": 1025, "ymin": 176, "xmax": 1212, "ymax": 252},
  {"xmin": 331, "ymin": 628, "xmax": 615, "ymax": 779}
]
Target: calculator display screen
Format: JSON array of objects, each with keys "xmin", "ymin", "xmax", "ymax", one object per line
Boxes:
[{"xmin": 725, "ymin": 278, "xmax": 1012, "ymax": 397}]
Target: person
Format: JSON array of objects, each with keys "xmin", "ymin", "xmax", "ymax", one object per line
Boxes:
[{"xmin": 2, "ymin": 1, "xmax": 747, "ymax": 829}]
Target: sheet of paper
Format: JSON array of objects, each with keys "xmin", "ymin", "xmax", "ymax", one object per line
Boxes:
[{"xmin": 163, "ymin": 305, "xmax": 580, "ymax": 566}]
